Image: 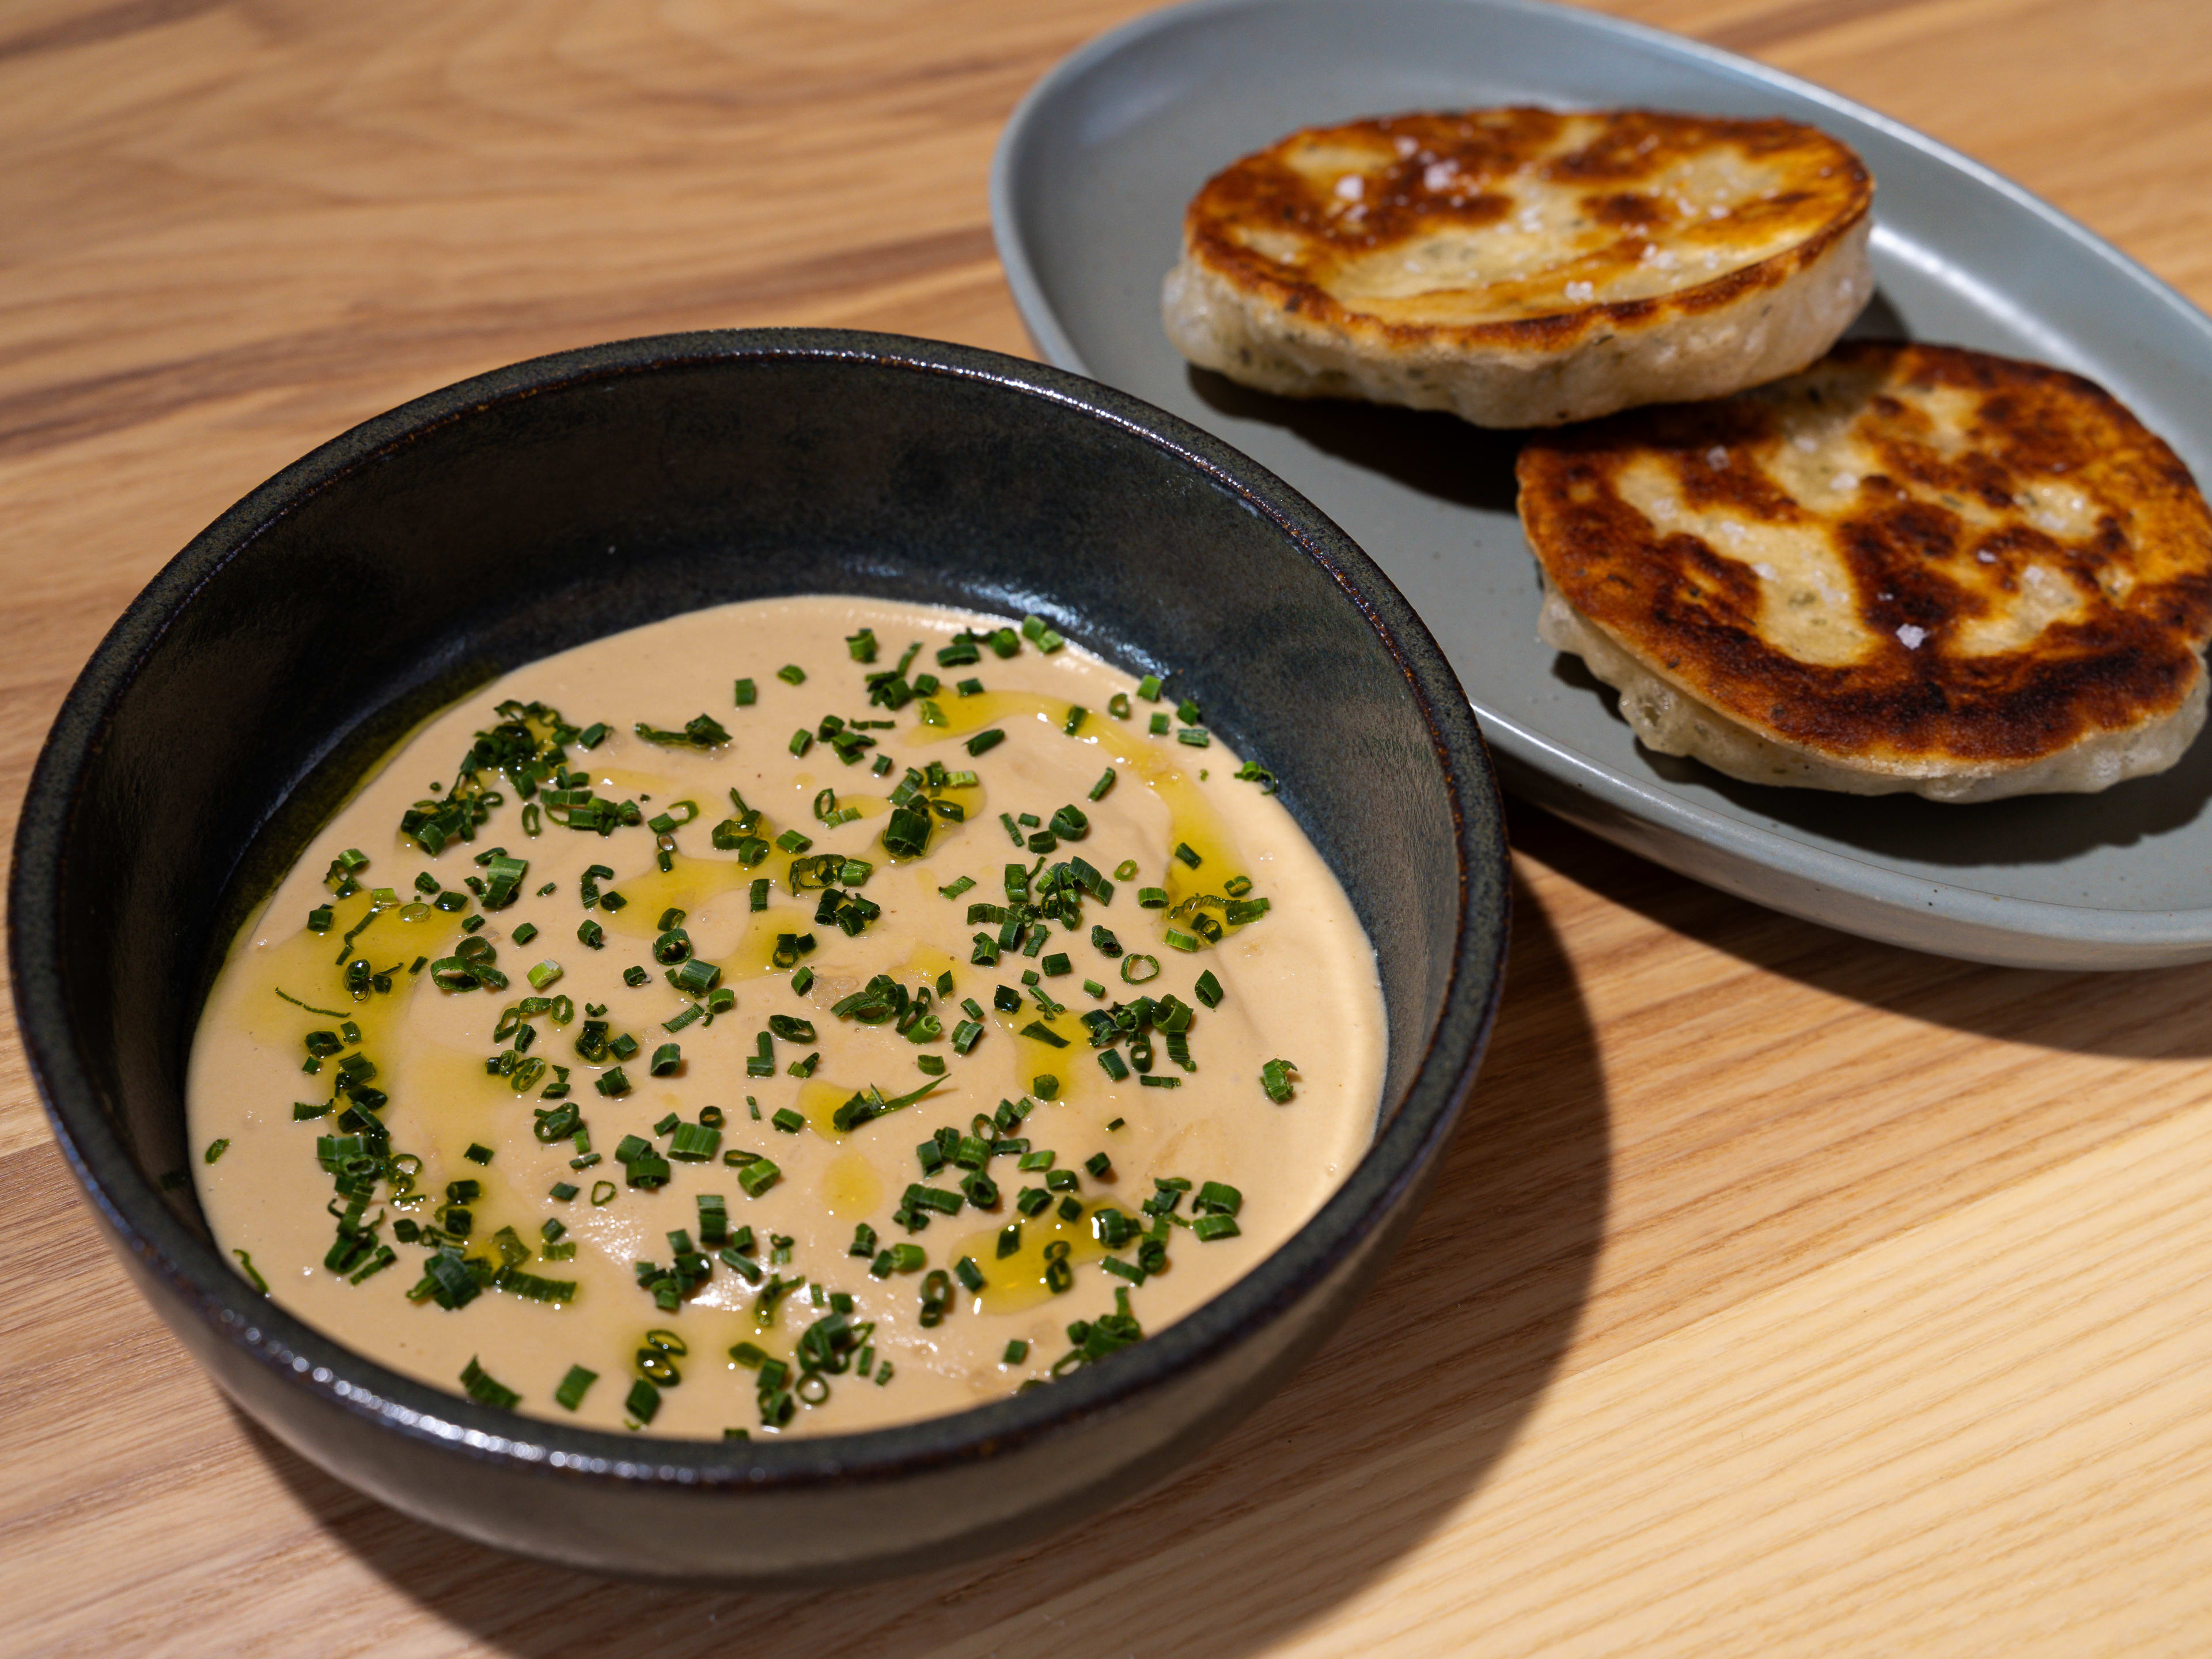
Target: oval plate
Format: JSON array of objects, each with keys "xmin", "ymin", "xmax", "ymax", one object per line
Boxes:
[{"xmin": 993, "ymin": 0, "xmax": 2212, "ymax": 968}]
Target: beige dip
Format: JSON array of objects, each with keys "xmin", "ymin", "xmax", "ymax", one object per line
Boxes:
[{"xmin": 190, "ymin": 596, "xmax": 1385, "ymax": 1437}]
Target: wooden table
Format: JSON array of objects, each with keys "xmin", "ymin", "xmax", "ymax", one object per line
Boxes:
[{"xmin": 5, "ymin": 1, "xmax": 2211, "ymax": 1652}]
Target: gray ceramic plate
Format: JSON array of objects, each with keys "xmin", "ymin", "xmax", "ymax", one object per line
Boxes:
[{"xmin": 993, "ymin": 0, "xmax": 2212, "ymax": 969}]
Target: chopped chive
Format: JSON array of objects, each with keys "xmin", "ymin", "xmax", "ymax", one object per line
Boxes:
[
  {"xmin": 734, "ymin": 677, "xmax": 757, "ymax": 706},
  {"xmin": 634, "ymin": 714, "xmax": 730, "ymax": 749},
  {"xmin": 1195, "ymin": 1181, "xmax": 1242, "ymax": 1215},
  {"xmin": 1003, "ymin": 1338, "xmax": 1029, "ymax": 1363},
  {"xmin": 1149, "ymin": 714, "xmax": 1169, "ymax": 736},
  {"xmin": 464, "ymin": 1142, "xmax": 493, "ymax": 1165},
  {"xmin": 966, "ymin": 729, "xmax": 1006, "ymax": 758},
  {"xmin": 1065, "ymin": 706, "xmax": 1087, "ymax": 736},
  {"xmin": 777, "ymin": 664, "xmax": 805, "ymax": 685},
  {"xmin": 203, "ymin": 1138, "xmax": 230, "ymax": 1164},
  {"xmin": 460, "ymin": 1357, "xmax": 520, "ymax": 1411},
  {"xmin": 554, "ymin": 1365, "xmax": 597, "ymax": 1410},
  {"xmin": 1088, "ymin": 767, "xmax": 1115, "ymax": 801},
  {"xmin": 1194, "ymin": 969, "xmax": 1224, "ymax": 1008}
]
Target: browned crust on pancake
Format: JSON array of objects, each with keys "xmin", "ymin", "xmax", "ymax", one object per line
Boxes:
[
  {"xmin": 1183, "ymin": 108, "xmax": 1872, "ymax": 353},
  {"xmin": 1517, "ymin": 342, "xmax": 2212, "ymax": 768}
]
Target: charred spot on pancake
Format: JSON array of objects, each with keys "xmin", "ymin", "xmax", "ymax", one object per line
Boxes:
[{"xmin": 1588, "ymin": 191, "xmax": 1665, "ymax": 228}]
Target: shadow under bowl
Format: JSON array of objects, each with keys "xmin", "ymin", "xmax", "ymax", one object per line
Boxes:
[{"xmin": 9, "ymin": 328, "xmax": 1509, "ymax": 1580}]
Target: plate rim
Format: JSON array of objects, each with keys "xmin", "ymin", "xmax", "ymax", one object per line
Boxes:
[{"xmin": 990, "ymin": 0, "xmax": 2212, "ymax": 966}]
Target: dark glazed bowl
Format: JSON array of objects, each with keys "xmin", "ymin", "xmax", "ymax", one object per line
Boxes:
[{"xmin": 9, "ymin": 328, "xmax": 1508, "ymax": 1580}]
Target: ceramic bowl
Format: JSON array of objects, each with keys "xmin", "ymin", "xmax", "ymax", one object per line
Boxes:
[{"xmin": 9, "ymin": 328, "xmax": 1509, "ymax": 1579}]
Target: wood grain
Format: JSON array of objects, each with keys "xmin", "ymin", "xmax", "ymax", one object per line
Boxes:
[{"xmin": 6, "ymin": 1, "xmax": 2212, "ymax": 1653}]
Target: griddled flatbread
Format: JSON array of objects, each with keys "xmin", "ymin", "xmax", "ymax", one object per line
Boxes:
[
  {"xmin": 1164, "ymin": 108, "xmax": 1873, "ymax": 428},
  {"xmin": 1517, "ymin": 342, "xmax": 2212, "ymax": 800}
]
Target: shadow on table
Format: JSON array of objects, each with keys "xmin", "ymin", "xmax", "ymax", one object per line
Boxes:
[
  {"xmin": 248, "ymin": 869, "xmax": 1609, "ymax": 1657},
  {"xmin": 1507, "ymin": 799, "xmax": 2212, "ymax": 1059}
]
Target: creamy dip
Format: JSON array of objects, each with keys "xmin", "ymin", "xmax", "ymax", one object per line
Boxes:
[{"xmin": 190, "ymin": 596, "xmax": 1385, "ymax": 1437}]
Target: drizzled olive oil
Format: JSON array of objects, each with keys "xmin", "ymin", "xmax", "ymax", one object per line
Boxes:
[{"xmin": 190, "ymin": 597, "xmax": 1384, "ymax": 1438}]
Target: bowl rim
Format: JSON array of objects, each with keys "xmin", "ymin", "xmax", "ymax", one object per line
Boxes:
[{"xmin": 9, "ymin": 325, "xmax": 1509, "ymax": 1493}]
